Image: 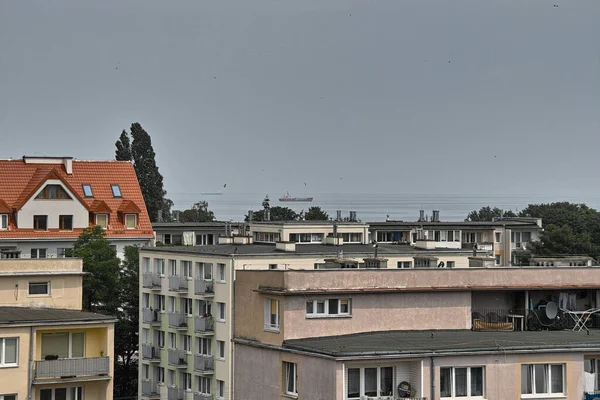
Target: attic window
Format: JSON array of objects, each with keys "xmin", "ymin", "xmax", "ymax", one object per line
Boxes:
[
  {"xmin": 82, "ymin": 184, "xmax": 93, "ymax": 197},
  {"xmin": 111, "ymin": 184, "xmax": 122, "ymax": 198},
  {"xmin": 35, "ymin": 185, "xmax": 72, "ymax": 200}
]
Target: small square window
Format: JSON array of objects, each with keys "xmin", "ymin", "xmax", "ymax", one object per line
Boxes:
[
  {"xmin": 31, "ymin": 249, "xmax": 47, "ymax": 259},
  {"xmin": 82, "ymin": 184, "xmax": 93, "ymax": 197},
  {"xmin": 111, "ymin": 184, "xmax": 122, "ymax": 198},
  {"xmin": 59, "ymin": 215, "xmax": 73, "ymax": 230},
  {"xmin": 29, "ymin": 282, "xmax": 50, "ymax": 295},
  {"xmin": 33, "ymin": 215, "xmax": 47, "ymax": 230},
  {"xmin": 125, "ymin": 214, "xmax": 136, "ymax": 229},
  {"xmin": 96, "ymin": 214, "xmax": 108, "ymax": 229}
]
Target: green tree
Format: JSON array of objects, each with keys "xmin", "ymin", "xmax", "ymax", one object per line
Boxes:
[
  {"xmin": 304, "ymin": 206, "xmax": 329, "ymax": 221},
  {"xmin": 178, "ymin": 201, "xmax": 215, "ymax": 223},
  {"xmin": 114, "ymin": 123, "xmax": 172, "ymax": 222},
  {"xmin": 70, "ymin": 226, "xmax": 121, "ymax": 313},
  {"xmin": 245, "ymin": 206, "xmax": 298, "ymax": 222},
  {"xmin": 465, "ymin": 206, "xmax": 517, "ymax": 221}
]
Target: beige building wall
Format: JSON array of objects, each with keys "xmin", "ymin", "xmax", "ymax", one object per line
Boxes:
[{"xmin": 0, "ymin": 326, "xmax": 31, "ymax": 398}]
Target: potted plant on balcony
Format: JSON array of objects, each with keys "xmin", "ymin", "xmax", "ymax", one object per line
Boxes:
[{"xmin": 44, "ymin": 354, "xmax": 59, "ymax": 360}]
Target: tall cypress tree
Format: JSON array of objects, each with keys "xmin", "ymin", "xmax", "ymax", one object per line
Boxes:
[{"xmin": 114, "ymin": 130, "xmax": 132, "ymax": 161}]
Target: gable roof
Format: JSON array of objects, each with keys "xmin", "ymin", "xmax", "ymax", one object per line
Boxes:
[
  {"xmin": 117, "ymin": 199, "xmax": 141, "ymax": 213},
  {"xmin": 0, "ymin": 200, "xmax": 11, "ymax": 214},
  {"xmin": 0, "ymin": 159, "xmax": 153, "ymax": 239}
]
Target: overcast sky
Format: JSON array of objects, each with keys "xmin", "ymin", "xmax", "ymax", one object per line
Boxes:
[{"xmin": 1, "ymin": 0, "xmax": 599, "ymax": 210}]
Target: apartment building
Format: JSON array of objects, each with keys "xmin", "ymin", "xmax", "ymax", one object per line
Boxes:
[
  {"xmin": 0, "ymin": 156, "xmax": 154, "ymax": 259},
  {"xmin": 0, "ymin": 258, "xmax": 116, "ymax": 399},
  {"xmin": 233, "ymin": 267, "xmax": 600, "ymax": 400},
  {"xmin": 138, "ymin": 220, "xmax": 484, "ymax": 400},
  {"xmin": 153, "ymin": 222, "xmax": 239, "ymax": 247}
]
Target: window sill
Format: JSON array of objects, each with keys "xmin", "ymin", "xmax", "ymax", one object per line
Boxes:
[
  {"xmin": 216, "ymin": 280, "xmax": 226, "ymax": 284},
  {"xmin": 27, "ymin": 294, "xmax": 50, "ymax": 298},
  {"xmin": 521, "ymin": 395, "xmax": 566, "ymax": 399},
  {"xmin": 282, "ymin": 393, "xmax": 298, "ymax": 399},
  {"xmin": 306, "ymin": 314, "xmax": 351, "ymax": 319},
  {"xmin": 216, "ymin": 319, "xmax": 226, "ymax": 323},
  {"xmin": 217, "ymin": 357, "xmax": 225, "ymax": 362},
  {"xmin": 264, "ymin": 327, "xmax": 280, "ymax": 333},
  {"xmin": 0, "ymin": 364, "xmax": 19, "ymax": 368}
]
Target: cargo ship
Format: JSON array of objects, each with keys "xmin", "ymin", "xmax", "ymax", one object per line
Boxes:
[{"xmin": 279, "ymin": 192, "xmax": 313, "ymax": 202}]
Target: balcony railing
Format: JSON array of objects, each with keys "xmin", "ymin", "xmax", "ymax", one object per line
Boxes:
[
  {"xmin": 194, "ymin": 393, "xmax": 213, "ymax": 400},
  {"xmin": 34, "ymin": 357, "xmax": 110, "ymax": 379},
  {"xmin": 194, "ymin": 279, "xmax": 214, "ymax": 295},
  {"xmin": 194, "ymin": 316, "xmax": 214, "ymax": 333},
  {"xmin": 141, "ymin": 344, "xmax": 161, "ymax": 360},
  {"xmin": 142, "ymin": 273, "xmax": 162, "ymax": 289},
  {"xmin": 167, "ymin": 387, "xmax": 184, "ymax": 400},
  {"xmin": 194, "ymin": 354, "xmax": 214, "ymax": 373},
  {"xmin": 141, "ymin": 379, "xmax": 160, "ymax": 396},
  {"xmin": 167, "ymin": 348, "xmax": 188, "ymax": 367},
  {"xmin": 472, "ymin": 308, "xmax": 526, "ymax": 331},
  {"xmin": 168, "ymin": 312, "xmax": 189, "ymax": 330},
  {"xmin": 142, "ymin": 308, "xmax": 162, "ymax": 325},
  {"xmin": 168, "ymin": 275, "xmax": 189, "ymax": 292}
]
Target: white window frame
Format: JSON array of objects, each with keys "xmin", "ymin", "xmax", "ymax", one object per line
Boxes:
[
  {"xmin": 0, "ymin": 214, "xmax": 7, "ymax": 230},
  {"xmin": 182, "ymin": 335, "xmax": 192, "ymax": 354},
  {"xmin": 264, "ymin": 299, "xmax": 280, "ymax": 332},
  {"xmin": 168, "ymin": 332, "xmax": 177, "ymax": 349},
  {"xmin": 155, "ymin": 331, "xmax": 165, "ymax": 348},
  {"xmin": 181, "ymin": 261, "xmax": 192, "ymax": 278},
  {"xmin": 397, "ymin": 261, "xmax": 412, "ymax": 268},
  {"xmin": 182, "ymin": 298, "xmax": 193, "ymax": 316},
  {"xmin": 197, "ymin": 376, "xmax": 212, "ymax": 395},
  {"xmin": 217, "ymin": 264, "xmax": 226, "ymax": 283},
  {"xmin": 28, "ymin": 282, "xmax": 50, "ymax": 296},
  {"xmin": 41, "ymin": 332, "xmax": 85, "ymax": 359},
  {"xmin": 217, "ymin": 302, "xmax": 226, "ymax": 322},
  {"xmin": 306, "ymin": 299, "xmax": 351, "ymax": 318},
  {"xmin": 168, "ymin": 260, "xmax": 177, "ymax": 276},
  {"xmin": 154, "ymin": 259, "xmax": 165, "ymax": 276},
  {"xmin": 346, "ymin": 366, "xmax": 394, "ymax": 399},
  {"xmin": 95, "ymin": 214, "xmax": 109, "ymax": 229},
  {"xmin": 0, "ymin": 395, "xmax": 17, "ymax": 400},
  {"xmin": 30, "ymin": 249, "xmax": 47, "ymax": 259},
  {"xmin": 585, "ymin": 358, "xmax": 600, "ymax": 390},
  {"xmin": 196, "ymin": 263, "xmax": 213, "ymax": 280},
  {"xmin": 521, "ymin": 363, "xmax": 565, "ymax": 397},
  {"xmin": 124, "ymin": 214, "xmax": 136, "ymax": 229},
  {"xmin": 284, "ymin": 361, "xmax": 298, "ymax": 396},
  {"xmin": 155, "ymin": 365, "xmax": 165, "ymax": 383},
  {"xmin": 217, "ymin": 340, "xmax": 225, "ymax": 360},
  {"xmin": 183, "ymin": 372, "xmax": 192, "ymax": 391},
  {"xmin": 217, "ymin": 380, "xmax": 225, "ymax": 399},
  {"xmin": 196, "ymin": 337, "xmax": 211, "ymax": 356},
  {"xmin": 341, "ymin": 232, "xmax": 362, "ymax": 243},
  {"xmin": 0, "ymin": 338, "xmax": 18, "ymax": 367},
  {"xmin": 440, "ymin": 366, "xmax": 485, "ymax": 399}
]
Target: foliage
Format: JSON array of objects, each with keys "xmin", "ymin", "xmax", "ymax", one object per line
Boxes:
[
  {"xmin": 245, "ymin": 206, "xmax": 298, "ymax": 222},
  {"xmin": 114, "ymin": 123, "xmax": 172, "ymax": 222},
  {"xmin": 304, "ymin": 206, "xmax": 329, "ymax": 221},
  {"xmin": 70, "ymin": 226, "xmax": 121, "ymax": 313},
  {"xmin": 465, "ymin": 206, "xmax": 517, "ymax": 222},
  {"xmin": 178, "ymin": 201, "xmax": 215, "ymax": 223}
]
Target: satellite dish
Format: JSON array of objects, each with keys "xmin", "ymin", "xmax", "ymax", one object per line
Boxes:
[
  {"xmin": 545, "ymin": 302, "xmax": 558, "ymax": 320},
  {"xmin": 397, "ymin": 381, "xmax": 411, "ymax": 398}
]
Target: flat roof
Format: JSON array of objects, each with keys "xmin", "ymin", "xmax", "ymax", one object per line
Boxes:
[
  {"xmin": 143, "ymin": 243, "xmax": 481, "ymax": 257},
  {"xmin": 0, "ymin": 307, "xmax": 116, "ymax": 326},
  {"xmin": 282, "ymin": 329, "xmax": 600, "ymax": 357},
  {"xmin": 153, "ymin": 221, "xmax": 239, "ymax": 229},
  {"xmin": 369, "ymin": 221, "xmax": 540, "ymax": 229},
  {"xmin": 250, "ymin": 221, "xmax": 367, "ymax": 226}
]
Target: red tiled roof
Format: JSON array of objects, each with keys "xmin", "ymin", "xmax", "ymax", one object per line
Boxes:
[
  {"xmin": 0, "ymin": 159, "xmax": 153, "ymax": 239},
  {"xmin": 0, "ymin": 200, "xmax": 11, "ymax": 214},
  {"xmin": 117, "ymin": 200, "xmax": 141, "ymax": 214}
]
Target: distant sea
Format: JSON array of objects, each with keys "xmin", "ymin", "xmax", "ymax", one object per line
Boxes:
[{"xmin": 193, "ymin": 193, "xmax": 600, "ymax": 222}]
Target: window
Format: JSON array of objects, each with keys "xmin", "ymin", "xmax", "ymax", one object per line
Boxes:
[
  {"xmin": 217, "ymin": 264, "xmax": 226, "ymax": 282},
  {"xmin": 196, "ymin": 300, "xmax": 212, "ymax": 317},
  {"xmin": 495, "ymin": 232, "xmax": 501, "ymax": 243},
  {"xmin": 154, "ymin": 259, "xmax": 165, "ymax": 275},
  {"xmin": 289, "ymin": 233, "xmax": 323, "ymax": 243},
  {"xmin": 154, "ymin": 295, "xmax": 165, "ymax": 311},
  {"xmin": 182, "ymin": 298, "xmax": 193, "ymax": 315},
  {"xmin": 440, "ymin": 366, "xmax": 484, "ymax": 398},
  {"xmin": 181, "ymin": 261, "xmax": 192, "ymax": 278},
  {"xmin": 197, "ymin": 376, "xmax": 212, "ymax": 394},
  {"xmin": 183, "ymin": 372, "xmax": 192, "ymax": 390},
  {"xmin": 284, "ymin": 362, "xmax": 297, "ymax": 396},
  {"xmin": 30, "ymin": 249, "xmax": 47, "ymax": 259},
  {"xmin": 217, "ymin": 302, "xmax": 226, "ymax": 322},
  {"xmin": 164, "ymin": 234, "xmax": 172, "ymax": 245},
  {"xmin": 29, "ymin": 282, "xmax": 49, "ymax": 295},
  {"xmin": 168, "ymin": 260, "xmax": 177, "ymax": 276},
  {"xmin": 110, "ymin": 184, "xmax": 122, "ymax": 197},
  {"xmin": 35, "ymin": 184, "xmax": 72, "ymax": 200},
  {"xmin": 33, "ymin": 215, "xmax": 47, "ymax": 230},
  {"xmin": 168, "ymin": 369, "xmax": 175, "ymax": 386},
  {"xmin": 264, "ymin": 299, "xmax": 280, "ymax": 331},
  {"xmin": 306, "ymin": 299, "xmax": 351, "ymax": 317},
  {"xmin": 58, "ymin": 215, "xmax": 73, "ymax": 230},
  {"xmin": 142, "ymin": 257, "xmax": 150, "ymax": 273},
  {"xmin": 269, "ymin": 264, "xmax": 278, "ymax": 270},
  {"xmin": 217, "ymin": 340, "xmax": 225, "ymax": 360},
  {"xmin": 154, "ymin": 366, "xmax": 165, "ymax": 383},
  {"xmin": 217, "ymin": 380, "xmax": 225, "ymax": 398},
  {"xmin": 342, "ymin": 232, "xmax": 362, "ymax": 243},
  {"xmin": 168, "ymin": 296, "xmax": 176, "ymax": 313},
  {"xmin": 82, "ymin": 184, "xmax": 93, "ymax": 197},
  {"xmin": 182, "ymin": 335, "xmax": 192, "ymax": 353},
  {"xmin": 0, "ymin": 338, "xmax": 18, "ymax": 366},
  {"xmin": 142, "ymin": 363, "xmax": 149, "ymax": 379},
  {"xmin": 41, "ymin": 332, "xmax": 84, "ymax": 358},
  {"xmin": 397, "ymin": 261, "xmax": 412, "ymax": 268},
  {"xmin": 253, "ymin": 232, "xmax": 281, "ymax": 243},
  {"xmin": 495, "ymin": 255, "xmax": 501, "ymax": 265},
  {"xmin": 585, "ymin": 359, "xmax": 600, "ymax": 390},
  {"xmin": 0, "ymin": 214, "xmax": 7, "ymax": 230},
  {"xmin": 521, "ymin": 364, "xmax": 564, "ymax": 396},
  {"xmin": 168, "ymin": 332, "xmax": 177, "ymax": 349},
  {"xmin": 197, "ymin": 337, "xmax": 211, "ymax": 356},
  {"xmin": 347, "ymin": 366, "xmax": 393, "ymax": 398},
  {"xmin": 95, "ymin": 214, "xmax": 108, "ymax": 229},
  {"xmin": 56, "ymin": 248, "xmax": 71, "ymax": 258},
  {"xmin": 155, "ymin": 330, "xmax": 165, "ymax": 348},
  {"xmin": 0, "ymin": 395, "xmax": 16, "ymax": 400},
  {"xmin": 125, "ymin": 214, "xmax": 136, "ymax": 229},
  {"xmin": 446, "ymin": 261, "xmax": 455, "ymax": 268},
  {"xmin": 40, "ymin": 388, "xmax": 71, "ymax": 400}
]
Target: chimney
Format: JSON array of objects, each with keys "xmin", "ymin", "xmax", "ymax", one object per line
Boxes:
[
  {"xmin": 419, "ymin": 210, "xmax": 425, "ymax": 222},
  {"xmin": 432, "ymin": 210, "xmax": 440, "ymax": 222},
  {"xmin": 248, "ymin": 210, "xmax": 254, "ymax": 222},
  {"xmin": 349, "ymin": 211, "xmax": 357, "ymax": 222},
  {"xmin": 63, "ymin": 158, "xmax": 73, "ymax": 174},
  {"xmin": 336, "ymin": 210, "xmax": 342, "ymax": 221}
]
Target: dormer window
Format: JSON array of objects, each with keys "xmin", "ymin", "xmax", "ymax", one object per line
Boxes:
[
  {"xmin": 35, "ymin": 185, "xmax": 72, "ymax": 200},
  {"xmin": 0, "ymin": 214, "xmax": 7, "ymax": 230},
  {"xmin": 125, "ymin": 214, "xmax": 137, "ymax": 229},
  {"xmin": 82, "ymin": 184, "xmax": 93, "ymax": 197},
  {"xmin": 111, "ymin": 184, "xmax": 122, "ymax": 198},
  {"xmin": 96, "ymin": 214, "xmax": 109, "ymax": 229}
]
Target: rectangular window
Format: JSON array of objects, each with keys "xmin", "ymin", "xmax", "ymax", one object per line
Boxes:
[
  {"xmin": 182, "ymin": 298, "xmax": 192, "ymax": 315},
  {"xmin": 440, "ymin": 366, "xmax": 484, "ymax": 398},
  {"xmin": 269, "ymin": 264, "xmax": 278, "ymax": 270},
  {"xmin": 155, "ymin": 331, "xmax": 165, "ymax": 348},
  {"xmin": 264, "ymin": 299, "xmax": 280, "ymax": 331},
  {"xmin": 217, "ymin": 302, "xmax": 226, "ymax": 322},
  {"xmin": 198, "ymin": 263, "xmax": 212, "ymax": 280},
  {"xmin": 31, "ymin": 249, "xmax": 47, "ymax": 259},
  {"xmin": 495, "ymin": 255, "xmax": 501, "ymax": 265},
  {"xmin": 196, "ymin": 300, "xmax": 212, "ymax": 317},
  {"xmin": 41, "ymin": 332, "xmax": 84, "ymax": 358},
  {"xmin": 197, "ymin": 337, "xmax": 211, "ymax": 356},
  {"xmin": 154, "ymin": 295, "xmax": 165, "ymax": 311},
  {"xmin": 217, "ymin": 340, "xmax": 225, "ymax": 360},
  {"xmin": 397, "ymin": 261, "xmax": 412, "ymax": 268},
  {"xmin": 56, "ymin": 248, "xmax": 71, "ymax": 258},
  {"xmin": 306, "ymin": 299, "xmax": 351, "ymax": 317},
  {"xmin": 585, "ymin": 359, "xmax": 600, "ymax": 390},
  {"xmin": 495, "ymin": 232, "xmax": 501, "ymax": 243},
  {"xmin": 168, "ymin": 332, "xmax": 176, "ymax": 349},
  {"xmin": 168, "ymin": 296, "xmax": 176, "ymax": 313},
  {"xmin": 125, "ymin": 214, "xmax": 136, "ymax": 229},
  {"xmin": 142, "ymin": 363, "xmax": 149, "ymax": 379},
  {"xmin": 446, "ymin": 261, "xmax": 455, "ymax": 268},
  {"xmin": 0, "ymin": 338, "xmax": 18, "ymax": 366},
  {"xmin": 342, "ymin": 232, "xmax": 363, "ymax": 243},
  {"xmin": 0, "ymin": 214, "xmax": 7, "ymax": 230},
  {"xmin": 217, "ymin": 264, "xmax": 226, "ymax": 282},
  {"xmin": 155, "ymin": 366, "xmax": 165, "ymax": 383},
  {"xmin": 521, "ymin": 364, "xmax": 564, "ymax": 396},
  {"xmin": 58, "ymin": 215, "xmax": 73, "ymax": 230},
  {"xmin": 168, "ymin": 260, "xmax": 177, "ymax": 276},
  {"xmin": 95, "ymin": 214, "xmax": 108, "ymax": 229},
  {"xmin": 198, "ymin": 376, "xmax": 212, "ymax": 394},
  {"xmin": 217, "ymin": 380, "xmax": 225, "ymax": 398},
  {"xmin": 29, "ymin": 282, "xmax": 50, "ymax": 295},
  {"xmin": 33, "ymin": 215, "xmax": 47, "ymax": 230},
  {"xmin": 82, "ymin": 184, "xmax": 93, "ymax": 197},
  {"xmin": 181, "ymin": 261, "xmax": 192, "ymax": 278},
  {"xmin": 110, "ymin": 184, "xmax": 122, "ymax": 197},
  {"xmin": 182, "ymin": 335, "xmax": 191, "ymax": 352},
  {"xmin": 164, "ymin": 234, "xmax": 171, "ymax": 245},
  {"xmin": 0, "ymin": 395, "xmax": 17, "ymax": 400},
  {"xmin": 183, "ymin": 372, "xmax": 192, "ymax": 390},
  {"xmin": 284, "ymin": 362, "xmax": 298, "ymax": 396},
  {"xmin": 154, "ymin": 259, "xmax": 165, "ymax": 275}
]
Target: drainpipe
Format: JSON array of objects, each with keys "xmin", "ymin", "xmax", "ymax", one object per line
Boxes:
[
  {"xmin": 28, "ymin": 326, "xmax": 34, "ymax": 400},
  {"xmin": 230, "ymin": 255, "xmax": 236, "ymax": 400},
  {"xmin": 430, "ymin": 356, "xmax": 436, "ymax": 400}
]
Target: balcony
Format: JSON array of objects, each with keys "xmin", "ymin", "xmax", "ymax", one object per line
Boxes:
[
  {"xmin": 168, "ymin": 275, "xmax": 189, "ymax": 292},
  {"xmin": 168, "ymin": 348, "xmax": 188, "ymax": 368},
  {"xmin": 194, "ymin": 354, "xmax": 214, "ymax": 374},
  {"xmin": 167, "ymin": 387, "xmax": 184, "ymax": 400},
  {"xmin": 472, "ymin": 308, "xmax": 526, "ymax": 331},
  {"xmin": 141, "ymin": 379, "xmax": 160, "ymax": 397},
  {"xmin": 34, "ymin": 357, "xmax": 110, "ymax": 380},
  {"xmin": 168, "ymin": 312, "xmax": 189, "ymax": 330},
  {"xmin": 141, "ymin": 344, "xmax": 162, "ymax": 362},
  {"xmin": 194, "ymin": 316, "xmax": 214, "ymax": 334},
  {"xmin": 194, "ymin": 279, "xmax": 214, "ymax": 296},
  {"xmin": 194, "ymin": 393, "xmax": 213, "ymax": 400},
  {"xmin": 142, "ymin": 273, "xmax": 162, "ymax": 289},
  {"xmin": 142, "ymin": 308, "xmax": 162, "ymax": 326}
]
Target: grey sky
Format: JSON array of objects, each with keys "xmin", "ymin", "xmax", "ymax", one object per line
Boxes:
[{"xmin": 1, "ymin": 0, "xmax": 599, "ymax": 211}]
